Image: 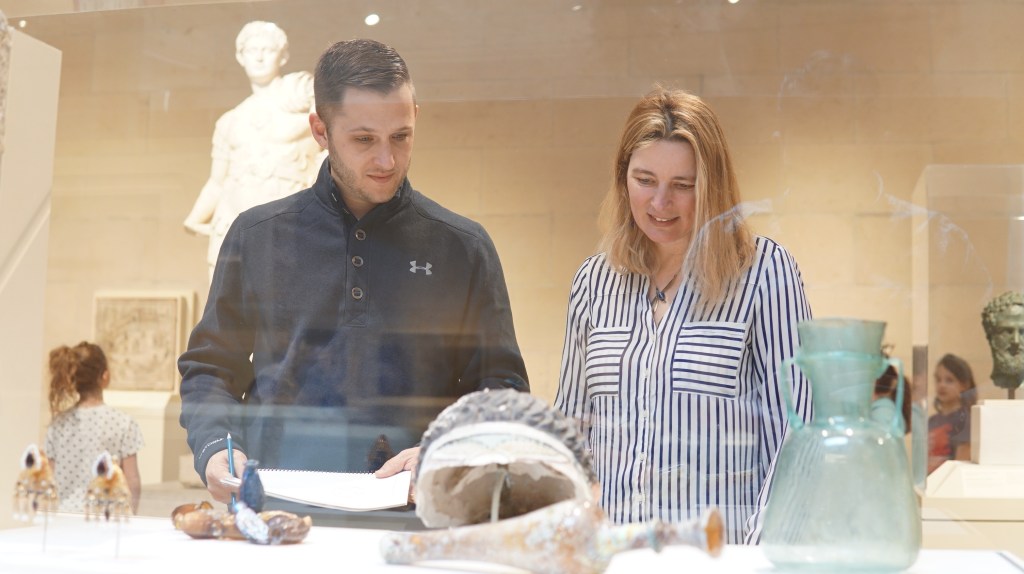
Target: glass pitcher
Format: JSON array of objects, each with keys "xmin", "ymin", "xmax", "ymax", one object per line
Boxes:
[{"xmin": 761, "ymin": 318, "xmax": 921, "ymax": 572}]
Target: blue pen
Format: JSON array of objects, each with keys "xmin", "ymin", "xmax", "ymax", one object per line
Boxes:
[{"xmin": 226, "ymin": 432, "xmax": 236, "ymax": 507}]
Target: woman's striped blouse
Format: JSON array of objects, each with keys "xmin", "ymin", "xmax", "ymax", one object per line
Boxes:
[{"xmin": 555, "ymin": 235, "xmax": 812, "ymax": 544}]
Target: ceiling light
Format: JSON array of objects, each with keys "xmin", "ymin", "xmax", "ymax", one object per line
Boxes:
[{"xmin": 365, "ymin": 13, "xmax": 380, "ymax": 26}]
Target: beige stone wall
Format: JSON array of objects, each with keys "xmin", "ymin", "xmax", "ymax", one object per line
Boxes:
[
  {"xmin": 0, "ymin": 26, "xmax": 61, "ymax": 529},
  {"xmin": 16, "ymin": 0, "xmax": 1024, "ymax": 414}
]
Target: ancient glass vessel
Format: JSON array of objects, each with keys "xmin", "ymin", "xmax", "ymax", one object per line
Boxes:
[
  {"xmin": 382, "ymin": 498, "xmax": 722, "ymax": 574},
  {"xmin": 762, "ymin": 318, "xmax": 921, "ymax": 571},
  {"xmin": 386, "ymin": 389, "xmax": 723, "ymax": 573}
]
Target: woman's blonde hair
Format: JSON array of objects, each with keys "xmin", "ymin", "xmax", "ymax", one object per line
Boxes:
[
  {"xmin": 598, "ymin": 88, "xmax": 754, "ymax": 303},
  {"xmin": 48, "ymin": 341, "xmax": 107, "ymax": 417}
]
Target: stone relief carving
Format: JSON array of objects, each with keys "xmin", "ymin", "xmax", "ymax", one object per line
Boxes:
[
  {"xmin": 93, "ymin": 291, "xmax": 192, "ymax": 392},
  {"xmin": 183, "ymin": 21, "xmax": 324, "ymax": 281}
]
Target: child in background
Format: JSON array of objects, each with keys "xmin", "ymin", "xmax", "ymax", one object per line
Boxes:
[
  {"xmin": 927, "ymin": 353, "xmax": 977, "ymax": 474},
  {"xmin": 45, "ymin": 341, "xmax": 144, "ymax": 513}
]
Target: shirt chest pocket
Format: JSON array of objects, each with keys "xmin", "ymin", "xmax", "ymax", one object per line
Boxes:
[
  {"xmin": 671, "ymin": 321, "xmax": 746, "ymax": 399},
  {"xmin": 584, "ymin": 327, "xmax": 631, "ymax": 398}
]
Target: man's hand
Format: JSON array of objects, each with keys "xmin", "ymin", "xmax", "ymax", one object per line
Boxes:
[
  {"xmin": 375, "ymin": 446, "xmax": 419, "ymax": 477},
  {"xmin": 375, "ymin": 446, "xmax": 420, "ymax": 505},
  {"xmin": 204, "ymin": 449, "xmax": 248, "ymax": 504}
]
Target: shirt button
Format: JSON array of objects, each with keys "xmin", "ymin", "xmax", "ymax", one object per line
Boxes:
[
  {"xmin": 354, "ymin": 229, "xmax": 366, "ymax": 241},
  {"xmin": 352, "ymin": 255, "xmax": 364, "ymax": 267},
  {"xmin": 351, "ymin": 287, "xmax": 364, "ymax": 300},
  {"xmin": 638, "ymin": 453, "xmax": 647, "ymax": 461}
]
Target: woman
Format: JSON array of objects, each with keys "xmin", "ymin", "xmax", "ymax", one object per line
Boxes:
[
  {"xmin": 555, "ymin": 88, "xmax": 812, "ymax": 544},
  {"xmin": 45, "ymin": 341, "xmax": 144, "ymax": 513},
  {"xmin": 927, "ymin": 353, "xmax": 976, "ymax": 474}
]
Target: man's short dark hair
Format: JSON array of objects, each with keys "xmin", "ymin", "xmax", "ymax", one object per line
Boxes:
[{"xmin": 313, "ymin": 38, "xmax": 412, "ymax": 119}]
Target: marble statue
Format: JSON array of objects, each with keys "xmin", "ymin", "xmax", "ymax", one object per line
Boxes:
[
  {"xmin": 183, "ymin": 21, "xmax": 323, "ymax": 280},
  {"xmin": 981, "ymin": 291, "xmax": 1024, "ymax": 398}
]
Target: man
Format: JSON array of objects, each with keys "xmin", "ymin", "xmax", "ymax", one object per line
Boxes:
[
  {"xmin": 179, "ymin": 38, "xmax": 529, "ymax": 504},
  {"xmin": 183, "ymin": 21, "xmax": 324, "ymax": 281},
  {"xmin": 981, "ymin": 291, "xmax": 1024, "ymax": 396}
]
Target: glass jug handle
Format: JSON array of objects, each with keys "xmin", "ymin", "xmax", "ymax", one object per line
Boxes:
[
  {"xmin": 888, "ymin": 357, "xmax": 906, "ymax": 435},
  {"xmin": 779, "ymin": 356, "xmax": 804, "ymax": 430}
]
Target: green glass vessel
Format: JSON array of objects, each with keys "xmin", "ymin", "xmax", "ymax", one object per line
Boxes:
[{"xmin": 762, "ymin": 318, "xmax": 921, "ymax": 572}]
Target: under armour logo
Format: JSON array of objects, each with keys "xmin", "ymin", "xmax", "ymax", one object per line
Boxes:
[{"xmin": 410, "ymin": 261, "xmax": 433, "ymax": 275}]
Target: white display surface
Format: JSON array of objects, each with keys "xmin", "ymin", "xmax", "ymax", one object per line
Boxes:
[
  {"xmin": 922, "ymin": 460, "xmax": 1024, "ymax": 557},
  {"xmin": 926, "ymin": 460, "xmax": 1024, "ymax": 503},
  {"xmin": 0, "ymin": 514, "xmax": 1021, "ymax": 573}
]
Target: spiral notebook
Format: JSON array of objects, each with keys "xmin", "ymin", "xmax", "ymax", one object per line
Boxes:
[{"xmin": 220, "ymin": 469, "xmax": 411, "ymax": 511}]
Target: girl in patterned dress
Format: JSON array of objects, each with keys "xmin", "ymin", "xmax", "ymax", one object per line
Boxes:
[{"xmin": 45, "ymin": 341, "xmax": 144, "ymax": 513}]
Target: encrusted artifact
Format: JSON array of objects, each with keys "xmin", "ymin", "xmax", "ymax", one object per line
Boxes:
[
  {"xmin": 384, "ymin": 389, "xmax": 723, "ymax": 572},
  {"xmin": 382, "ymin": 498, "xmax": 723, "ymax": 573},
  {"xmin": 172, "ymin": 501, "xmax": 312, "ymax": 544},
  {"xmin": 415, "ymin": 388, "xmax": 597, "ymax": 527},
  {"xmin": 172, "ymin": 460, "xmax": 311, "ymax": 545},
  {"xmin": 85, "ymin": 451, "xmax": 131, "ymax": 521},
  {"xmin": 13, "ymin": 444, "xmax": 58, "ymax": 521}
]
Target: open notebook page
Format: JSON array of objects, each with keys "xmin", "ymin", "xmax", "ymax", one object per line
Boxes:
[{"xmin": 220, "ymin": 469, "xmax": 411, "ymax": 511}]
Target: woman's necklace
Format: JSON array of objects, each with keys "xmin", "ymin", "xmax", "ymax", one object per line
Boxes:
[{"xmin": 651, "ymin": 270, "xmax": 681, "ymax": 314}]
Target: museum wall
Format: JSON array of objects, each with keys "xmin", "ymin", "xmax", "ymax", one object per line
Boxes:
[
  {"xmin": 0, "ymin": 25, "xmax": 61, "ymax": 528},
  {"xmin": 9, "ymin": 0, "xmax": 1024, "ymax": 452}
]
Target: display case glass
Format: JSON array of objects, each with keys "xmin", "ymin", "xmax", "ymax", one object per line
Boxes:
[{"xmin": 2, "ymin": 0, "xmax": 1023, "ymax": 555}]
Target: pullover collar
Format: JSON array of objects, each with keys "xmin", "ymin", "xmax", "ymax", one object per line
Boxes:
[{"xmin": 312, "ymin": 158, "xmax": 412, "ymax": 227}]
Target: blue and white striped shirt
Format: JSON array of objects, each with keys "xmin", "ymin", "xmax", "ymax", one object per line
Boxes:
[{"xmin": 555, "ymin": 236, "xmax": 812, "ymax": 544}]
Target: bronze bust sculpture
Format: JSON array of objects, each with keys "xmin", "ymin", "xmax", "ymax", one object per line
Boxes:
[{"xmin": 981, "ymin": 291, "xmax": 1024, "ymax": 398}]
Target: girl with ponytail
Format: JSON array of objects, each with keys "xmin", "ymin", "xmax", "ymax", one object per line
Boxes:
[{"xmin": 44, "ymin": 341, "xmax": 144, "ymax": 513}]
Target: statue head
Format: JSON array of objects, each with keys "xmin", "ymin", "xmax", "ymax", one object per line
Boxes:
[
  {"xmin": 235, "ymin": 21, "xmax": 289, "ymax": 85},
  {"xmin": 981, "ymin": 291, "xmax": 1024, "ymax": 390}
]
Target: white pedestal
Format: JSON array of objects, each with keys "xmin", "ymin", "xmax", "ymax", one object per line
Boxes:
[
  {"xmin": 105, "ymin": 390, "xmax": 190, "ymax": 485},
  {"xmin": 972, "ymin": 400, "xmax": 1024, "ymax": 465},
  {"xmin": 922, "ymin": 460, "xmax": 1024, "ymax": 557}
]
